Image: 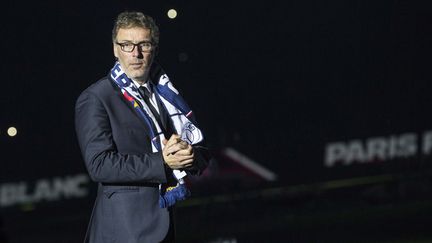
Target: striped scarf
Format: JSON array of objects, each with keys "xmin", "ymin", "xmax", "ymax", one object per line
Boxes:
[{"xmin": 110, "ymin": 61, "xmax": 203, "ymax": 207}]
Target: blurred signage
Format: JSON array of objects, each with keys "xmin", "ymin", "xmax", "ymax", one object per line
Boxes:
[
  {"xmin": 0, "ymin": 173, "xmax": 89, "ymax": 208},
  {"xmin": 325, "ymin": 130, "xmax": 432, "ymax": 167}
]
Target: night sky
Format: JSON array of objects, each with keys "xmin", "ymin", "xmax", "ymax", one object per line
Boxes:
[
  {"xmin": 1, "ymin": 0, "xmax": 432, "ymax": 186},
  {"xmin": 1, "ymin": 1, "xmax": 432, "ymax": 242}
]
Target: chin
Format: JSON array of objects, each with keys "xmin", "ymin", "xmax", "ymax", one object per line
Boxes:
[{"xmin": 128, "ymin": 70, "xmax": 145, "ymax": 78}]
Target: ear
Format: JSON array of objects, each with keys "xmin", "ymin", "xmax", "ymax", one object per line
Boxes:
[
  {"xmin": 149, "ymin": 48, "xmax": 158, "ymax": 64},
  {"xmin": 153, "ymin": 46, "xmax": 159, "ymax": 57},
  {"xmin": 113, "ymin": 42, "xmax": 119, "ymax": 59}
]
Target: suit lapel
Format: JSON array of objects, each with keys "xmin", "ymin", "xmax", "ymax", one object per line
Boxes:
[{"xmin": 109, "ymin": 77, "xmax": 154, "ymax": 136}]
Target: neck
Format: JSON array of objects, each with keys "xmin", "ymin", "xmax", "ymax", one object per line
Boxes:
[
  {"xmin": 134, "ymin": 79, "xmax": 147, "ymax": 86},
  {"xmin": 135, "ymin": 69, "xmax": 151, "ymax": 85},
  {"xmin": 133, "ymin": 72, "xmax": 150, "ymax": 86}
]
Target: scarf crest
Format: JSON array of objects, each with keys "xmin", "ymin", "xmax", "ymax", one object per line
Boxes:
[{"xmin": 110, "ymin": 61, "xmax": 203, "ymax": 207}]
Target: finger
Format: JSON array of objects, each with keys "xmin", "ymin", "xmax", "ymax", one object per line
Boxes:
[
  {"xmin": 164, "ymin": 135, "xmax": 182, "ymax": 149},
  {"xmin": 179, "ymin": 140, "xmax": 189, "ymax": 147},
  {"xmin": 165, "ymin": 155, "xmax": 194, "ymax": 169},
  {"xmin": 177, "ymin": 141, "xmax": 189, "ymax": 150},
  {"xmin": 168, "ymin": 134, "xmax": 180, "ymax": 142},
  {"xmin": 177, "ymin": 154, "xmax": 194, "ymax": 162},
  {"xmin": 166, "ymin": 153, "xmax": 193, "ymax": 163},
  {"xmin": 166, "ymin": 142, "xmax": 193, "ymax": 155},
  {"xmin": 173, "ymin": 147, "xmax": 193, "ymax": 156},
  {"xmin": 164, "ymin": 157, "xmax": 191, "ymax": 169},
  {"xmin": 165, "ymin": 144, "xmax": 183, "ymax": 155},
  {"xmin": 179, "ymin": 158, "xmax": 194, "ymax": 167},
  {"xmin": 163, "ymin": 135, "xmax": 181, "ymax": 150}
]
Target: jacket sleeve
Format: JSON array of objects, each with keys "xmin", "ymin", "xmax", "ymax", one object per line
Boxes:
[
  {"xmin": 74, "ymin": 90, "xmax": 167, "ymax": 184},
  {"xmin": 185, "ymin": 142, "xmax": 212, "ymax": 176}
]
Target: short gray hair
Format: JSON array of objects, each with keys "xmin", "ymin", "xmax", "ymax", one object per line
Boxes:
[{"xmin": 112, "ymin": 11, "xmax": 160, "ymax": 45}]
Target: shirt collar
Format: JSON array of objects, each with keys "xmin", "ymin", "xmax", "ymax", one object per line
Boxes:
[{"xmin": 132, "ymin": 79, "xmax": 152, "ymax": 93}]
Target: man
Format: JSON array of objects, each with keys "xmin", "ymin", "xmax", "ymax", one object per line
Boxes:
[{"xmin": 75, "ymin": 11, "xmax": 210, "ymax": 243}]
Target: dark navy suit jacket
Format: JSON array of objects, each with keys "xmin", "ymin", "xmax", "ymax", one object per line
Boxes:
[{"xmin": 75, "ymin": 74, "xmax": 209, "ymax": 243}]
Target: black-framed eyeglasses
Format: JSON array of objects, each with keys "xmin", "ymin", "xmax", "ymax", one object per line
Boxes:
[{"xmin": 116, "ymin": 41, "xmax": 154, "ymax": 52}]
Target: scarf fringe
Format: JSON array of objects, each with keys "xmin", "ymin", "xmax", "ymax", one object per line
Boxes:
[{"xmin": 159, "ymin": 183, "xmax": 191, "ymax": 208}]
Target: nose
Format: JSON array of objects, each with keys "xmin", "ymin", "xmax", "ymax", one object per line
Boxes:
[{"xmin": 132, "ymin": 46, "xmax": 143, "ymax": 58}]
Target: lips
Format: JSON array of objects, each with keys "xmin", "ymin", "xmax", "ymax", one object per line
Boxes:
[{"xmin": 129, "ymin": 63, "xmax": 144, "ymax": 70}]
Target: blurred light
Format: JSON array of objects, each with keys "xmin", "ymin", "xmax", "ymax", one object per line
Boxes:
[
  {"xmin": 7, "ymin": 127, "xmax": 17, "ymax": 137},
  {"xmin": 178, "ymin": 52, "xmax": 189, "ymax": 62},
  {"xmin": 167, "ymin": 9, "xmax": 177, "ymax": 19}
]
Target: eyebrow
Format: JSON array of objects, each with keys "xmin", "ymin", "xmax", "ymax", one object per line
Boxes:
[{"xmin": 116, "ymin": 40, "xmax": 152, "ymax": 44}]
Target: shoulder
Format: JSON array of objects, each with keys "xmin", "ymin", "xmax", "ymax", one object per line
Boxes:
[
  {"xmin": 75, "ymin": 76, "xmax": 121, "ymax": 111},
  {"xmin": 77, "ymin": 76, "xmax": 119, "ymax": 101},
  {"xmin": 82, "ymin": 76, "xmax": 117, "ymax": 96}
]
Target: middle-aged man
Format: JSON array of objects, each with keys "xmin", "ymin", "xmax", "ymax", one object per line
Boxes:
[{"xmin": 75, "ymin": 11, "xmax": 210, "ymax": 243}]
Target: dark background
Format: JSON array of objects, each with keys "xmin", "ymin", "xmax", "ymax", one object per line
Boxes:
[{"xmin": 1, "ymin": 1, "xmax": 432, "ymax": 242}]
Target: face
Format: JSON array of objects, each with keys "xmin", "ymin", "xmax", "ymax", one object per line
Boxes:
[{"xmin": 113, "ymin": 27, "xmax": 155, "ymax": 82}]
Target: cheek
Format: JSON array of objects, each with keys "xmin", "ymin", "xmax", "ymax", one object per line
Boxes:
[
  {"xmin": 117, "ymin": 53, "xmax": 129, "ymax": 63},
  {"xmin": 145, "ymin": 52, "xmax": 154, "ymax": 62}
]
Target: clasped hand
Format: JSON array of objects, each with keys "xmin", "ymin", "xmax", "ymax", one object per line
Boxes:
[{"xmin": 162, "ymin": 134, "xmax": 194, "ymax": 170}]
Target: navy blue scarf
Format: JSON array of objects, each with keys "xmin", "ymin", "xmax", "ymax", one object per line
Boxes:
[{"xmin": 110, "ymin": 62, "xmax": 203, "ymax": 207}]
